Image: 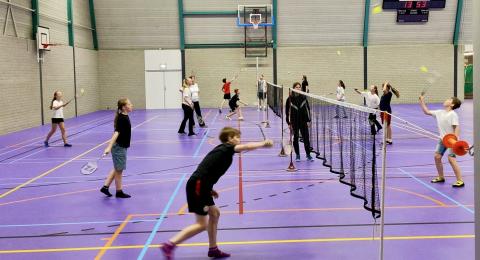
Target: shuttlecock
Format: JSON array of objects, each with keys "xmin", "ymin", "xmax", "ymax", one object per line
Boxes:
[
  {"xmin": 336, "ymin": 50, "xmax": 342, "ymax": 55},
  {"xmin": 420, "ymin": 66, "xmax": 429, "ymax": 73},
  {"xmin": 372, "ymin": 5, "xmax": 382, "ymax": 14},
  {"xmin": 80, "ymin": 88, "xmax": 85, "ymax": 94}
]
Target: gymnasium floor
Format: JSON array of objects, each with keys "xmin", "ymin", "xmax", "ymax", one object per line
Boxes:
[{"xmin": 0, "ymin": 101, "xmax": 474, "ymax": 260}]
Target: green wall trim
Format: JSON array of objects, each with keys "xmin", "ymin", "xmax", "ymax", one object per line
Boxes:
[
  {"xmin": 31, "ymin": 0, "xmax": 39, "ymax": 39},
  {"xmin": 67, "ymin": 0, "xmax": 74, "ymax": 46},
  {"xmin": 183, "ymin": 11, "xmax": 236, "ymax": 16},
  {"xmin": 178, "ymin": 0, "xmax": 185, "ymax": 49},
  {"xmin": 453, "ymin": 0, "xmax": 464, "ymax": 45},
  {"xmin": 363, "ymin": 0, "xmax": 371, "ymax": 47},
  {"xmin": 88, "ymin": 0, "xmax": 99, "ymax": 50},
  {"xmin": 186, "ymin": 43, "xmax": 244, "ymax": 49},
  {"xmin": 272, "ymin": 0, "xmax": 277, "ymax": 48}
]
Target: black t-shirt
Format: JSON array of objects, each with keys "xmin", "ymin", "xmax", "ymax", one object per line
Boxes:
[
  {"xmin": 302, "ymin": 80, "xmax": 309, "ymax": 92},
  {"xmin": 191, "ymin": 143, "xmax": 236, "ymax": 187},
  {"xmin": 229, "ymin": 94, "xmax": 240, "ymax": 107},
  {"xmin": 115, "ymin": 114, "xmax": 131, "ymax": 148},
  {"xmin": 379, "ymin": 92, "xmax": 393, "ymax": 113}
]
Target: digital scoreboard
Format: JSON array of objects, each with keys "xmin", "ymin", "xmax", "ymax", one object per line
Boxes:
[{"xmin": 382, "ymin": 0, "xmax": 446, "ymax": 23}]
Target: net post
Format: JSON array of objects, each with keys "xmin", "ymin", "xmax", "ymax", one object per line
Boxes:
[
  {"xmin": 379, "ymin": 112, "xmax": 387, "ymax": 260},
  {"xmin": 279, "ymin": 85, "xmax": 287, "ymax": 157}
]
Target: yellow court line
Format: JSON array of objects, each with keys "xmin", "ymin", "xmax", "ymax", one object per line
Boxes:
[
  {"xmin": 94, "ymin": 214, "xmax": 133, "ymax": 260},
  {"xmin": 0, "ymin": 115, "xmax": 161, "ymax": 199},
  {"xmin": 0, "ymin": 235, "xmax": 474, "ymax": 254}
]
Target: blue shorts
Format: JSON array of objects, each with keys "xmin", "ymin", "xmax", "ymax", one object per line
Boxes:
[
  {"xmin": 111, "ymin": 143, "xmax": 127, "ymax": 171},
  {"xmin": 435, "ymin": 140, "xmax": 456, "ymax": 158}
]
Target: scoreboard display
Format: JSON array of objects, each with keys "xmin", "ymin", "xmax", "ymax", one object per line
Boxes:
[
  {"xmin": 383, "ymin": 0, "xmax": 446, "ymax": 9},
  {"xmin": 383, "ymin": 0, "xmax": 446, "ymax": 23}
]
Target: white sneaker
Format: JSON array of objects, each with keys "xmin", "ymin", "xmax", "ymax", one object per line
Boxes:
[
  {"xmin": 226, "ymin": 116, "xmax": 231, "ymax": 120},
  {"xmin": 238, "ymin": 116, "xmax": 244, "ymax": 121}
]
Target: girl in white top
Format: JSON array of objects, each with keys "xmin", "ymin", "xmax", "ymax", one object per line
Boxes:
[
  {"xmin": 178, "ymin": 78, "xmax": 195, "ymax": 136},
  {"xmin": 190, "ymin": 75, "xmax": 206, "ymax": 127},
  {"xmin": 334, "ymin": 80, "xmax": 347, "ymax": 118},
  {"xmin": 354, "ymin": 85, "xmax": 382, "ymax": 134},
  {"xmin": 44, "ymin": 91, "xmax": 72, "ymax": 147}
]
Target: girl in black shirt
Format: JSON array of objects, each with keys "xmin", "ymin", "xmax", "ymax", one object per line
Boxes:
[
  {"xmin": 379, "ymin": 82, "xmax": 400, "ymax": 145},
  {"xmin": 161, "ymin": 127, "xmax": 273, "ymax": 259},
  {"xmin": 301, "ymin": 75, "xmax": 309, "ymax": 93},
  {"xmin": 100, "ymin": 98, "xmax": 132, "ymax": 198}
]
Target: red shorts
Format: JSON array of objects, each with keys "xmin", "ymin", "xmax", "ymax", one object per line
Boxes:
[{"xmin": 380, "ymin": 112, "xmax": 391, "ymax": 125}]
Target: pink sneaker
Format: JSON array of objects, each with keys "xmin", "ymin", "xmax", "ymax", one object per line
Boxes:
[
  {"xmin": 160, "ymin": 242, "xmax": 176, "ymax": 260},
  {"xmin": 208, "ymin": 247, "xmax": 231, "ymax": 258}
]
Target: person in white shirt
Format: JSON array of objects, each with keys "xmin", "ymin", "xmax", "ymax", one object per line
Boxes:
[
  {"xmin": 190, "ymin": 75, "xmax": 206, "ymax": 127},
  {"xmin": 334, "ymin": 80, "xmax": 347, "ymax": 118},
  {"xmin": 178, "ymin": 78, "xmax": 195, "ymax": 136},
  {"xmin": 354, "ymin": 85, "xmax": 382, "ymax": 134},
  {"xmin": 44, "ymin": 91, "xmax": 72, "ymax": 147},
  {"xmin": 257, "ymin": 75, "xmax": 267, "ymax": 111},
  {"xmin": 419, "ymin": 95, "xmax": 464, "ymax": 188}
]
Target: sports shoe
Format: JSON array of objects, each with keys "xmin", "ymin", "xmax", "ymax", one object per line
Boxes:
[
  {"xmin": 161, "ymin": 242, "xmax": 176, "ymax": 260},
  {"xmin": 225, "ymin": 116, "xmax": 231, "ymax": 120},
  {"xmin": 238, "ymin": 116, "xmax": 244, "ymax": 121},
  {"xmin": 100, "ymin": 186, "xmax": 112, "ymax": 197},
  {"xmin": 208, "ymin": 247, "xmax": 231, "ymax": 258},
  {"xmin": 431, "ymin": 177, "xmax": 445, "ymax": 183},
  {"xmin": 306, "ymin": 155, "xmax": 314, "ymax": 162},
  {"xmin": 295, "ymin": 155, "xmax": 301, "ymax": 162},
  {"xmin": 115, "ymin": 190, "xmax": 131, "ymax": 198},
  {"xmin": 44, "ymin": 141, "xmax": 49, "ymax": 147},
  {"xmin": 64, "ymin": 143, "xmax": 72, "ymax": 147},
  {"xmin": 452, "ymin": 180, "xmax": 465, "ymax": 188}
]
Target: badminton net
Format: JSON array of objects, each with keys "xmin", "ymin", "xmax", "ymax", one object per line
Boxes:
[{"xmin": 289, "ymin": 88, "xmax": 384, "ymax": 218}]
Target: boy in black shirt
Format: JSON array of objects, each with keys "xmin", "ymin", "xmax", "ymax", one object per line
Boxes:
[
  {"xmin": 100, "ymin": 98, "xmax": 132, "ymax": 198},
  {"xmin": 226, "ymin": 89, "xmax": 248, "ymax": 121},
  {"xmin": 161, "ymin": 127, "xmax": 273, "ymax": 259}
]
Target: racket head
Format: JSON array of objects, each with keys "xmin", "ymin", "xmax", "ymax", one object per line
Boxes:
[
  {"xmin": 81, "ymin": 161, "xmax": 98, "ymax": 175},
  {"xmin": 282, "ymin": 138, "xmax": 292, "ymax": 155}
]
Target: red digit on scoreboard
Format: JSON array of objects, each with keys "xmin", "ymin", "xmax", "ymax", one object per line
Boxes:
[
  {"xmin": 416, "ymin": 1, "xmax": 427, "ymax": 8},
  {"xmin": 406, "ymin": 1, "xmax": 413, "ymax": 9}
]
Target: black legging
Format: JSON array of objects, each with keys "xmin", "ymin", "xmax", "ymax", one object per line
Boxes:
[
  {"xmin": 179, "ymin": 104, "xmax": 194, "ymax": 134},
  {"xmin": 368, "ymin": 113, "xmax": 382, "ymax": 135},
  {"xmin": 292, "ymin": 123, "xmax": 311, "ymax": 156}
]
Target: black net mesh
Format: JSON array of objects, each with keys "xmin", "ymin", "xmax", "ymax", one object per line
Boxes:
[
  {"xmin": 287, "ymin": 88, "xmax": 381, "ymax": 218},
  {"xmin": 267, "ymin": 82, "xmax": 283, "ymax": 118}
]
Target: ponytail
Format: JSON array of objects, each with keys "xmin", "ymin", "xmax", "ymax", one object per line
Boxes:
[
  {"xmin": 114, "ymin": 98, "xmax": 129, "ymax": 129},
  {"xmin": 373, "ymin": 85, "xmax": 378, "ymax": 96},
  {"xmin": 49, "ymin": 91, "xmax": 58, "ymax": 110},
  {"xmin": 339, "ymin": 80, "xmax": 345, "ymax": 89}
]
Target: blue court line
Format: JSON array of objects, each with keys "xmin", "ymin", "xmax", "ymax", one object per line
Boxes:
[
  {"xmin": 398, "ymin": 168, "xmax": 474, "ymax": 214},
  {"xmin": 137, "ymin": 110, "xmax": 219, "ymax": 260}
]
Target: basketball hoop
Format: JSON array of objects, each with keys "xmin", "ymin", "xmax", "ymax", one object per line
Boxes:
[{"xmin": 42, "ymin": 44, "xmax": 50, "ymax": 49}]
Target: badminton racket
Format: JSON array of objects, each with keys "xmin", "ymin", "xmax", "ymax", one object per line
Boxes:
[
  {"xmin": 80, "ymin": 153, "xmax": 105, "ymax": 175},
  {"xmin": 66, "ymin": 88, "xmax": 85, "ymax": 104}
]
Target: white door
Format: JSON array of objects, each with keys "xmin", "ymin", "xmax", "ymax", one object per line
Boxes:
[{"xmin": 144, "ymin": 50, "xmax": 182, "ymax": 109}]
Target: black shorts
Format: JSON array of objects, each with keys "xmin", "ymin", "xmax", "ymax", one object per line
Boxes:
[
  {"xmin": 258, "ymin": 92, "xmax": 266, "ymax": 100},
  {"xmin": 223, "ymin": 93, "xmax": 231, "ymax": 100},
  {"xmin": 51, "ymin": 118, "xmax": 64, "ymax": 124},
  {"xmin": 186, "ymin": 177, "xmax": 214, "ymax": 216},
  {"xmin": 229, "ymin": 104, "xmax": 238, "ymax": 111}
]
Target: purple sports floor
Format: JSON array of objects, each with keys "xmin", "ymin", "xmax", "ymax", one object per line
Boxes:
[{"xmin": 0, "ymin": 101, "xmax": 474, "ymax": 260}]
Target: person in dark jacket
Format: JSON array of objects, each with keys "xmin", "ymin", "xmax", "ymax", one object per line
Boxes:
[{"xmin": 286, "ymin": 82, "xmax": 314, "ymax": 162}]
